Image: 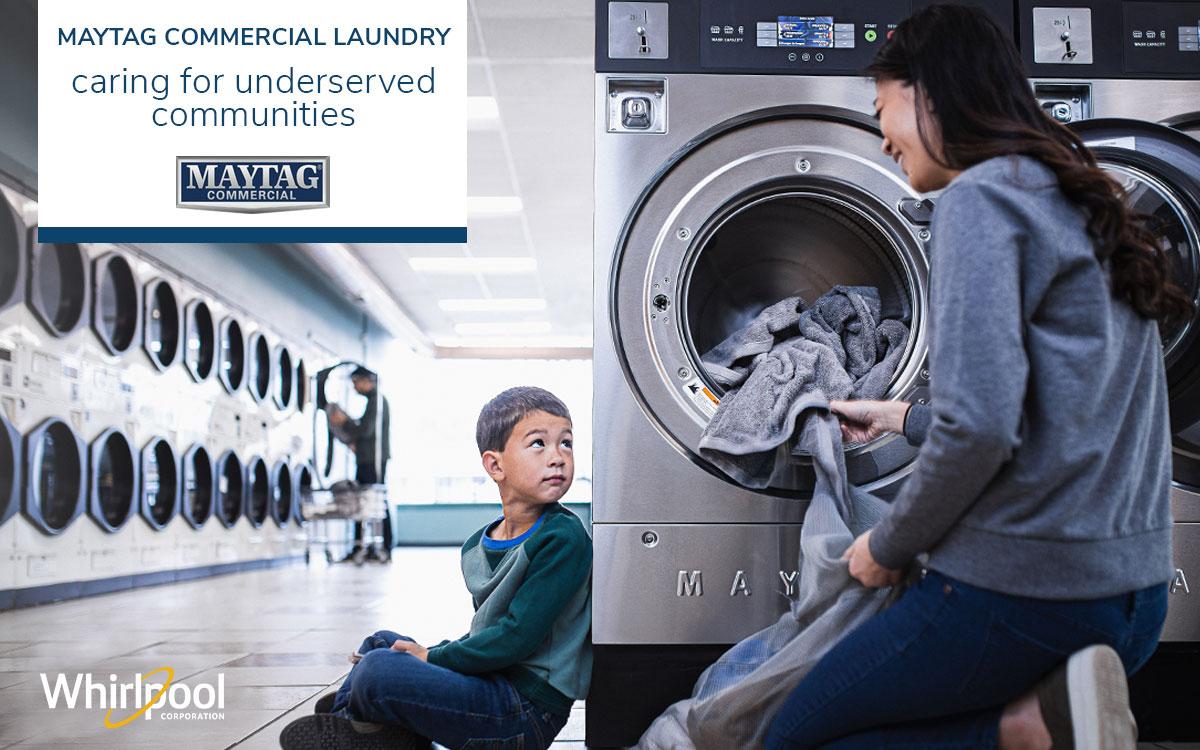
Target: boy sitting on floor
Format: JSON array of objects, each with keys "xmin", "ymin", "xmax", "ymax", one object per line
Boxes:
[{"xmin": 280, "ymin": 386, "xmax": 592, "ymax": 750}]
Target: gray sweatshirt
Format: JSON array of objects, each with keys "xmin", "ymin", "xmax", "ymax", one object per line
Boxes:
[{"xmin": 868, "ymin": 155, "xmax": 1175, "ymax": 599}]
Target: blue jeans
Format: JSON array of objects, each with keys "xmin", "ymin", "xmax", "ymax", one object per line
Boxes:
[
  {"xmin": 765, "ymin": 569, "xmax": 1168, "ymax": 749},
  {"xmin": 331, "ymin": 630, "xmax": 568, "ymax": 750}
]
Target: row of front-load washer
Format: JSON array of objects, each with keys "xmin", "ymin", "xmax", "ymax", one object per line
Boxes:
[{"xmin": 0, "ymin": 182, "xmax": 343, "ymax": 599}]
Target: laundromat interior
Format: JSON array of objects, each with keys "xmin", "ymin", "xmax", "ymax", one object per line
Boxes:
[{"xmin": 2, "ymin": 0, "xmax": 1200, "ymax": 747}]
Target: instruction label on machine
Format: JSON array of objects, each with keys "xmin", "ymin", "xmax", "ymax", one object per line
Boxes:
[
  {"xmin": 1085, "ymin": 137, "xmax": 1137, "ymax": 151},
  {"xmin": 683, "ymin": 377, "xmax": 720, "ymax": 418}
]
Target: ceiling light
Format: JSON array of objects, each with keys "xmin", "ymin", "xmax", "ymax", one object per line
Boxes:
[
  {"xmin": 408, "ymin": 257, "xmax": 537, "ymax": 274},
  {"xmin": 453, "ymin": 322, "xmax": 553, "ymax": 336},
  {"xmin": 467, "ymin": 96, "xmax": 500, "ymax": 126},
  {"xmin": 438, "ymin": 298, "xmax": 547, "ymax": 312},
  {"xmin": 468, "ymin": 196, "xmax": 523, "ymax": 216}
]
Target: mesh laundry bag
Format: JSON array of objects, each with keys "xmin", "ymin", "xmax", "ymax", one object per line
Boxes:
[{"xmin": 637, "ymin": 399, "xmax": 907, "ymax": 750}]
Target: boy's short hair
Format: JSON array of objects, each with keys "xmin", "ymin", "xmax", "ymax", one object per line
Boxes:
[
  {"xmin": 350, "ymin": 367, "xmax": 376, "ymax": 382},
  {"xmin": 476, "ymin": 386, "xmax": 571, "ymax": 454}
]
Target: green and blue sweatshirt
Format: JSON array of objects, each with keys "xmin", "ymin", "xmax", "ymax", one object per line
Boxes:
[{"xmin": 426, "ymin": 503, "xmax": 592, "ymax": 716}]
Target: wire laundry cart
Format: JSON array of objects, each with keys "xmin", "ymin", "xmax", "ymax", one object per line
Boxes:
[{"xmin": 301, "ymin": 481, "xmax": 391, "ymax": 565}]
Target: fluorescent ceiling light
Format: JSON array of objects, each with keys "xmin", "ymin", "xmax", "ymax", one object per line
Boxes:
[
  {"xmin": 438, "ymin": 298, "xmax": 547, "ymax": 312},
  {"xmin": 433, "ymin": 334, "xmax": 593, "ymax": 350},
  {"xmin": 454, "ymin": 321, "xmax": 553, "ymax": 336},
  {"xmin": 409, "ymin": 257, "xmax": 537, "ymax": 274},
  {"xmin": 468, "ymin": 96, "xmax": 500, "ymax": 125},
  {"xmin": 468, "ymin": 196, "xmax": 523, "ymax": 216}
]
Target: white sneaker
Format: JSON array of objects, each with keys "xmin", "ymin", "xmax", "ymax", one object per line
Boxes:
[{"xmin": 1035, "ymin": 645, "xmax": 1137, "ymax": 750}]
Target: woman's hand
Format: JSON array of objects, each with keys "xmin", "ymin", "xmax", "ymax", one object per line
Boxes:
[
  {"xmin": 842, "ymin": 530, "xmax": 903, "ymax": 588},
  {"xmin": 390, "ymin": 640, "xmax": 429, "ymax": 662},
  {"xmin": 828, "ymin": 399, "xmax": 910, "ymax": 444}
]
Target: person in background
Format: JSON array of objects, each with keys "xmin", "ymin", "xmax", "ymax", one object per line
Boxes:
[{"xmin": 327, "ymin": 366, "xmax": 393, "ymax": 561}]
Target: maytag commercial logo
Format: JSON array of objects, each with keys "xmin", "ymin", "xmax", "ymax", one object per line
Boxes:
[{"xmin": 177, "ymin": 156, "xmax": 329, "ymax": 213}]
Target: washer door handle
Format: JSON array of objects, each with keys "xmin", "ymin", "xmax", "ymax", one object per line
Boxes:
[{"xmin": 898, "ymin": 197, "xmax": 934, "ymax": 225}]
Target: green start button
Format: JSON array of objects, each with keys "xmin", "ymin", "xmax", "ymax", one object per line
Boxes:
[{"xmin": 865, "ymin": 29, "xmax": 878, "ymax": 42}]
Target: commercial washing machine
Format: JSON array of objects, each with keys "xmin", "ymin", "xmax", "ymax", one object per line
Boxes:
[{"xmin": 590, "ymin": 0, "xmax": 1200, "ymax": 744}]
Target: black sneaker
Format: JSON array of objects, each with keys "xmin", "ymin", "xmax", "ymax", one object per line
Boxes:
[
  {"xmin": 313, "ymin": 691, "xmax": 338, "ymax": 714},
  {"xmin": 279, "ymin": 713, "xmax": 427, "ymax": 750},
  {"xmin": 1035, "ymin": 645, "xmax": 1137, "ymax": 750}
]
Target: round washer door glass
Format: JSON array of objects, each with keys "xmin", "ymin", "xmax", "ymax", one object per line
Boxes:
[
  {"xmin": 142, "ymin": 439, "xmax": 178, "ymax": 527},
  {"xmin": 220, "ymin": 319, "xmax": 246, "ymax": 393},
  {"xmin": 185, "ymin": 300, "xmax": 216, "ymax": 381},
  {"xmin": 94, "ymin": 255, "xmax": 139, "ymax": 353},
  {"xmin": 31, "ymin": 243, "xmax": 87, "ymax": 335},
  {"xmin": 93, "ymin": 430, "xmax": 137, "ymax": 530},
  {"xmin": 249, "ymin": 333, "xmax": 271, "ymax": 402},
  {"xmin": 0, "ymin": 197, "xmax": 21, "ymax": 309},
  {"xmin": 33, "ymin": 422, "xmax": 84, "ymax": 531},
  {"xmin": 144, "ymin": 279, "xmax": 181, "ymax": 369},
  {"xmin": 1103, "ymin": 164, "xmax": 1199, "ymax": 362},
  {"xmin": 184, "ymin": 446, "xmax": 214, "ymax": 526}
]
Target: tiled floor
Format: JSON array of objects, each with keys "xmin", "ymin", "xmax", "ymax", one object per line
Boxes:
[
  {"xmin": 0, "ymin": 548, "xmax": 583, "ymax": 749},
  {"xmin": 0, "ymin": 549, "xmax": 1193, "ymax": 749}
]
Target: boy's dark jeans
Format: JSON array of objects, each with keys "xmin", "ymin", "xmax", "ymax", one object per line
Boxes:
[
  {"xmin": 332, "ymin": 629, "xmax": 567, "ymax": 749},
  {"xmin": 765, "ymin": 569, "xmax": 1168, "ymax": 749}
]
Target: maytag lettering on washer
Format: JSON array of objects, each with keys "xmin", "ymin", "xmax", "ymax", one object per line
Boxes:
[{"xmin": 176, "ymin": 156, "xmax": 330, "ymax": 213}]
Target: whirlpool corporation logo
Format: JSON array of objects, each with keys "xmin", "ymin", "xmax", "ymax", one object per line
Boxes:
[
  {"xmin": 40, "ymin": 668, "xmax": 227, "ymax": 725},
  {"xmin": 177, "ymin": 156, "xmax": 329, "ymax": 213}
]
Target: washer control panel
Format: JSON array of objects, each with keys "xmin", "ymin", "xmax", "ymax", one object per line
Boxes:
[
  {"xmin": 698, "ymin": 0, "xmax": 943, "ymax": 72},
  {"xmin": 1021, "ymin": 0, "xmax": 1200, "ymax": 78}
]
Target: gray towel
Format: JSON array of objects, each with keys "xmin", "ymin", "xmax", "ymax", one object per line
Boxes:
[
  {"xmin": 698, "ymin": 286, "xmax": 909, "ymax": 489},
  {"xmin": 637, "ymin": 395, "xmax": 903, "ymax": 750},
  {"xmin": 700, "ymin": 295, "xmax": 807, "ymax": 388}
]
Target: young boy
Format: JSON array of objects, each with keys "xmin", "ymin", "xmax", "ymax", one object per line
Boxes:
[{"xmin": 280, "ymin": 386, "xmax": 592, "ymax": 750}]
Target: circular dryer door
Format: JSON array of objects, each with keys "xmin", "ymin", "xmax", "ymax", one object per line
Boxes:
[
  {"xmin": 0, "ymin": 410, "xmax": 21, "ymax": 525},
  {"xmin": 184, "ymin": 299, "xmax": 216, "ymax": 382},
  {"xmin": 28, "ymin": 242, "xmax": 88, "ymax": 337},
  {"xmin": 248, "ymin": 332, "xmax": 271, "ymax": 403},
  {"xmin": 271, "ymin": 461, "xmax": 292, "ymax": 527},
  {"xmin": 215, "ymin": 450, "xmax": 244, "ymax": 527},
  {"xmin": 89, "ymin": 428, "xmax": 139, "ymax": 532},
  {"xmin": 92, "ymin": 253, "xmax": 141, "ymax": 355},
  {"xmin": 141, "ymin": 437, "xmax": 179, "ymax": 529},
  {"xmin": 144, "ymin": 278, "xmax": 181, "ymax": 371},
  {"xmin": 612, "ymin": 108, "xmax": 932, "ymax": 496},
  {"xmin": 0, "ymin": 193, "xmax": 24, "ymax": 312},
  {"xmin": 273, "ymin": 346, "xmax": 294, "ymax": 410},
  {"xmin": 293, "ymin": 461, "xmax": 314, "ymax": 524},
  {"xmin": 295, "ymin": 359, "xmax": 308, "ymax": 412},
  {"xmin": 246, "ymin": 456, "xmax": 270, "ymax": 527},
  {"xmin": 1073, "ymin": 119, "xmax": 1200, "ymax": 489},
  {"xmin": 219, "ymin": 318, "xmax": 246, "ymax": 394},
  {"xmin": 183, "ymin": 444, "xmax": 215, "ymax": 528},
  {"xmin": 24, "ymin": 418, "xmax": 86, "ymax": 535}
]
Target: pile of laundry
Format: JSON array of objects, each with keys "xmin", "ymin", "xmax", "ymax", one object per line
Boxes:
[
  {"xmin": 697, "ymin": 285, "xmax": 910, "ymax": 489},
  {"xmin": 636, "ymin": 286, "xmax": 913, "ymax": 750}
]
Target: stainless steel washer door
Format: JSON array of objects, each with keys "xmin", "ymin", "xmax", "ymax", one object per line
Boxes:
[
  {"xmin": 611, "ymin": 108, "xmax": 932, "ymax": 497},
  {"xmin": 1074, "ymin": 119, "xmax": 1200, "ymax": 496}
]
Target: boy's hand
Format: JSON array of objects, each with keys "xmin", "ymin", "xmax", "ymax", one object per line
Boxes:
[
  {"xmin": 349, "ymin": 652, "xmax": 363, "ymax": 665},
  {"xmin": 390, "ymin": 640, "xmax": 428, "ymax": 662}
]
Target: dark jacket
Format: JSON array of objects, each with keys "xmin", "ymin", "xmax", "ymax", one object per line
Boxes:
[{"xmin": 342, "ymin": 389, "xmax": 390, "ymax": 481}]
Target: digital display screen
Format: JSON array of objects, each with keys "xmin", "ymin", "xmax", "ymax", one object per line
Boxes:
[{"xmin": 777, "ymin": 16, "xmax": 834, "ymax": 47}]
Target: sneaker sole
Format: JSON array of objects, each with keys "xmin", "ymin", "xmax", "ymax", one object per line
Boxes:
[{"xmin": 1066, "ymin": 645, "xmax": 1137, "ymax": 750}]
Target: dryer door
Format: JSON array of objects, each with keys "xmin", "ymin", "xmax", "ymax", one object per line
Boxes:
[
  {"xmin": 611, "ymin": 107, "xmax": 932, "ymax": 499},
  {"xmin": 1073, "ymin": 120, "xmax": 1200, "ymax": 502}
]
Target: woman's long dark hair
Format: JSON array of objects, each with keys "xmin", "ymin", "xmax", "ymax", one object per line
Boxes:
[{"xmin": 866, "ymin": 3, "xmax": 1192, "ymax": 327}]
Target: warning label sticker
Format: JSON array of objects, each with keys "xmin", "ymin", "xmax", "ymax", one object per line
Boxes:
[{"xmin": 683, "ymin": 377, "xmax": 720, "ymax": 418}]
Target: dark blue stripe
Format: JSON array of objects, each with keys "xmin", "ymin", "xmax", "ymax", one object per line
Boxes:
[{"xmin": 37, "ymin": 227, "xmax": 467, "ymax": 244}]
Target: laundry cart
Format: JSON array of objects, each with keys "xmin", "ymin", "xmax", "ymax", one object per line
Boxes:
[{"xmin": 300, "ymin": 482, "xmax": 391, "ymax": 565}]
